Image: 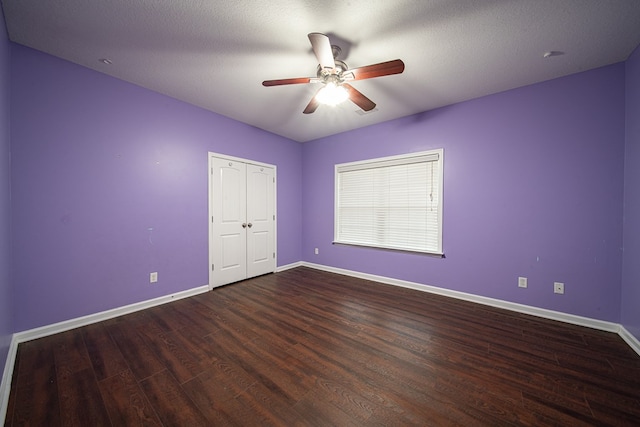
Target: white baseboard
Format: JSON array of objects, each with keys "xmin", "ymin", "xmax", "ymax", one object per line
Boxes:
[
  {"xmin": 13, "ymin": 285, "xmax": 209, "ymax": 344},
  {"xmin": 619, "ymin": 325, "xmax": 640, "ymax": 356},
  {"xmin": 276, "ymin": 261, "xmax": 304, "ymax": 272},
  {"xmin": 301, "ymin": 262, "xmax": 640, "ymax": 354},
  {"xmin": 0, "ymin": 336, "xmax": 18, "ymax": 424},
  {"xmin": 0, "ymin": 284, "xmax": 209, "ymax": 424}
]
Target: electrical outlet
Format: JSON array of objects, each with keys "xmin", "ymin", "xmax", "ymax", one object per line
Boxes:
[
  {"xmin": 554, "ymin": 282, "xmax": 564, "ymax": 294},
  {"xmin": 518, "ymin": 277, "xmax": 527, "ymax": 288},
  {"xmin": 150, "ymin": 272, "xmax": 158, "ymax": 283},
  {"xmin": 314, "ymin": 247, "xmax": 319, "ymax": 255}
]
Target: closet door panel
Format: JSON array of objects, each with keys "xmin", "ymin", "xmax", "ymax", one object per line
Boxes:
[
  {"xmin": 212, "ymin": 158, "xmax": 247, "ymax": 287},
  {"xmin": 246, "ymin": 164, "xmax": 275, "ymax": 279}
]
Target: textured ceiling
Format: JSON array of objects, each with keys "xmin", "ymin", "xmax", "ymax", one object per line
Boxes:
[{"xmin": 2, "ymin": 0, "xmax": 640, "ymax": 142}]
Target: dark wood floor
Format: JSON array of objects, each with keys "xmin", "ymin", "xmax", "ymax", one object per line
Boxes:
[{"xmin": 4, "ymin": 267, "xmax": 640, "ymax": 426}]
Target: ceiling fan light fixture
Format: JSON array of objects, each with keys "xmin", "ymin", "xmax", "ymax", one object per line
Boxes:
[
  {"xmin": 316, "ymin": 82, "xmax": 348, "ymax": 106},
  {"xmin": 262, "ymin": 33, "xmax": 404, "ymax": 114}
]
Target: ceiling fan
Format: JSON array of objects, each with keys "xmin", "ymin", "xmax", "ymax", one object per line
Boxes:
[{"xmin": 262, "ymin": 33, "xmax": 405, "ymax": 114}]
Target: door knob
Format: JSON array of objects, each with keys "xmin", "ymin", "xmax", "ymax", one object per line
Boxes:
[
  {"xmin": 242, "ymin": 223, "xmax": 247, "ymax": 228},
  {"xmin": 247, "ymin": 223, "xmax": 253, "ymax": 228}
]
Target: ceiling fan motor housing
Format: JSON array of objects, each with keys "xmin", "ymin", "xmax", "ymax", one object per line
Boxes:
[{"xmin": 317, "ymin": 59, "xmax": 348, "ymax": 80}]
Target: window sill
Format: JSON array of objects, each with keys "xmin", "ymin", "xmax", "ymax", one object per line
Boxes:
[{"xmin": 332, "ymin": 240, "xmax": 445, "ymax": 258}]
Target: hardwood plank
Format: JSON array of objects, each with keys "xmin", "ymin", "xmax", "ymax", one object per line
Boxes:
[
  {"xmin": 183, "ymin": 360, "xmax": 255, "ymax": 404},
  {"xmin": 285, "ymin": 341, "xmax": 406, "ymax": 411},
  {"xmin": 587, "ymin": 395, "xmax": 640, "ymax": 426},
  {"xmin": 139, "ymin": 370, "xmax": 210, "ymax": 426},
  {"xmin": 233, "ymin": 380, "xmax": 307, "ymax": 426},
  {"xmin": 292, "ymin": 389, "xmax": 364, "ymax": 427},
  {"xmin": 139, "ymin": 330, "xmax": 210, "ymax": 384},
  {"xmin": 52, "ymin": 329, "xmax": 92, "ymax": 374},
  {"xmin": 308, "ymin": 376, "xmax": 375, "ymax": 423},
  {"xmin": 103, "ymin": 317, "xmax": 166, "ymax": 381},
  {"xmin": 172, "ymin": 297, "xmax": 222, "ymax": 336},
  {"xmin": 182, "ymin": 363, "xmax": 256, "ymax": 426},
  {"xmin": 97, "ymin": 369, "xmax": 162, "ymax": 426},
  {"xmin": 205, "ymin": 328, "xmax": 305, "ymax": 404},
  {"xmin": 5, "ymin": 267, "xmax": 640, "ymax": 426},
  {"xmin": 56, "ymin": 366, "xmax": 111, "ymax": 426},
  {"xmin": 9, "ymin": 337, "xmax": 62, "ymax": 426},
  {"xmin": 522, "ymin": 390, "xmax": 599, "ymax": 426},
  {"xmin": 196, "ymin": 298, "xmax": 262, "ymax": 344},
  {"xmin": 81, "ymin": 323, "xmax": 129, "ymax": 381},
  {"xmin": 145, "ymin": 301, "xmax": 206, "ymax": 335}
]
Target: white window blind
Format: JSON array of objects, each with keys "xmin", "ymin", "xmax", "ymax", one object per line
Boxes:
[{"xmin": 334, "ymin": 149, "xmax": 443, "ymax": 254}]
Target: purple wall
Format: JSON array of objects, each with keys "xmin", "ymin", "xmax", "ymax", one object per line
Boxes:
[
  {"xmin": 0, "ymin": 6, "xmax": 13, "ymax": 372},
  {"xmin": 10, "ymin": 44, "xmax": 302, "ymax": 331},
  {"xmin": 622, "ymin": 45, "xmax": 640, "ymax": 341},
  {"xmin": 303, "ymin": 64, "xmax": 626, "ymax": 322},
  {"xmin": 5, "ymin": 36, "xmax": 635, "ymax": 335}
]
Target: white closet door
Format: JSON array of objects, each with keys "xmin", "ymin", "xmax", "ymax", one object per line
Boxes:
[
  {"xmin": 212, "ymin": 157, "xmax": 247, "ymax": 287},
  {"xmin": 210, "ymin": 155, "xmax": 276, "ymax": 288},
  {"xmin": 246, "ymin": 164, "xmax": 275, "ymax": 278}
]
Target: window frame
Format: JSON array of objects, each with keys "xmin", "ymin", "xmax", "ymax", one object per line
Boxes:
[{"xmin": 333, "ymin": 149, "xmax": 444, "ymax": 256}]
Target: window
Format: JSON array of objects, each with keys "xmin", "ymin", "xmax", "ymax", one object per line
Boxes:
[{"xmin": 334, "ymin": 149, "xmax": 443, "ymax": 255}]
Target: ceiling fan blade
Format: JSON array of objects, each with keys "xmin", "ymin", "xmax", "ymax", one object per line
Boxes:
[
  {"xmin": 344, "ymin": 59, "xmax": 405, "ymax": 81},
  {"xmin": 303, "ymin": 95, "xmax": 320, "ymax": 114},
  {"xmin": 308, "ymin": 33, "xmax": 335, "ymax": 70},
  {"xmin": 343, "ymin": 83, "xmax": 376, "ymax": 111},
  {"xmin": 262, "ymin": 77, "xmax": 314, "ymax": 87}
]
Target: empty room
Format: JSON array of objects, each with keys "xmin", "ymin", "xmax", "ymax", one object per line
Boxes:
[{"xmin": 1, "ymin": 0, "xmax": 640, "ymax": 425}]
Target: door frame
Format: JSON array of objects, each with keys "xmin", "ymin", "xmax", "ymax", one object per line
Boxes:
[{"xmin": 208, "ymin": 152, "xmax": 277, "ymax": 290}]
